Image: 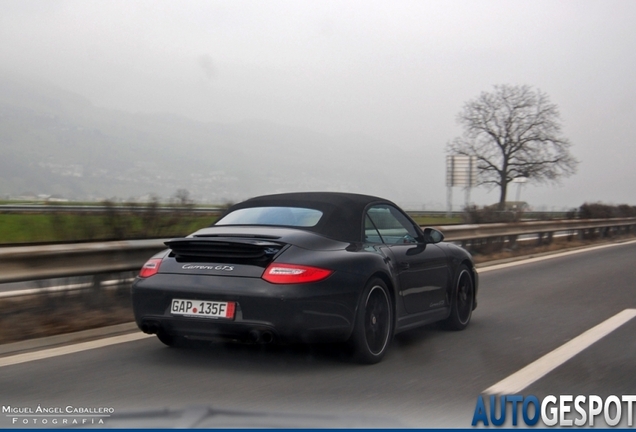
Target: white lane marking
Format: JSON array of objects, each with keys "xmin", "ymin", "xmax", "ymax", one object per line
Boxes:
[
  {"xmin": 477, "ymin": 239, "xmax": 636, "ymax": 273},
  {"xmin": 484, "ymin": 309, "xmax": 636, "ymax": 395},
  {"xmin": 0, "ymin": 333, "xmax": 152, "ymax": 368}
]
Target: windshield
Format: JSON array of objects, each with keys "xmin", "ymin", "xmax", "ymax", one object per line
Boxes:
[{"xmin": 215, "ymin": 207, "xmax": 323, "ymax": 227}]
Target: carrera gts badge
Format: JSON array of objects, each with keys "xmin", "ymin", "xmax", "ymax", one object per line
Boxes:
[{"xmin": 182, "ymin": 265, "xmax": 234, "ymax": 271}]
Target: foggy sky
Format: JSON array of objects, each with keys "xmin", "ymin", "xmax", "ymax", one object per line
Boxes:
[{"xmin": 1, "ymin": 0, "xmax": 635, "ymax": 209}]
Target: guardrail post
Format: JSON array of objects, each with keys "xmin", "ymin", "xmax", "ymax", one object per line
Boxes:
[
  {"xmin": 508, "ymin": 235, "xmax": 518, "ymax": 249},
  {"xmin": 90, "ymin": 274, "xmax": 103, "ymax": 306},
  {"xmin": 566, "ymin": 230, "xmax": 575, "ymax": 242}
]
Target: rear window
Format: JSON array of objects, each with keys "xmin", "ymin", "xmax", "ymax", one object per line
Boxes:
[{"xmin": 215, "ymin": 207, "xmax": 323, "ymax": 227}]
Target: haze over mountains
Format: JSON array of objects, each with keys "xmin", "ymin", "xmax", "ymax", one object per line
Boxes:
[
  {"xmin": 0, "ymin": 71, "xmax": 433, "ymax": 207},
  {"xmin": 4, "ymin": 2, "xmax": 636, "ymax": 212}
]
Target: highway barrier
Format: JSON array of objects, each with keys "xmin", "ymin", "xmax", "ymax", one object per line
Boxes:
[
  {"xmin": 440, "ymin": 217, "xmax": 636, "ymax": 250},
  {"xmin": 0, "ymin": 239, "xmax": 167, "ymax": 284},
  {"xmin": 1, "ymin": 218, "xmax": 635, "ymax": 286}
]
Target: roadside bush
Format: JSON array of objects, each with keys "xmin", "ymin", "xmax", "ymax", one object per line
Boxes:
[
  {"xmin": 102, "ymin": 199, "xmax": 127, "ymax": 239},
  {"xmin": 462, "ymin": 205, "xmax": 520, "ymax": 224},
  {"xmin": 578, "ymin": 202, "xmax": 636, "ymax": 219}
]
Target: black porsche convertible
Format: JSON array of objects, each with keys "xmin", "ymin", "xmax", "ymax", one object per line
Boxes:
[{"xmin": 132, "ymin": 192, "xmax": 478, "ymax": 363}]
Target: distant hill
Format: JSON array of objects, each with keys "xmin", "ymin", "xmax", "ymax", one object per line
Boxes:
[{"xmin": 0, "ymin": 71, "xmax": 418, "ymax": 204}]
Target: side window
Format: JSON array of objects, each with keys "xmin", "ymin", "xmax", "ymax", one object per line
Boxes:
[
  {"xmin": 364, "ymin": 215, "xmax": 383, "ymax": 243},
  {"xmin": 366, "ymin": 205, "xmax": 420, "ymax": 245}
]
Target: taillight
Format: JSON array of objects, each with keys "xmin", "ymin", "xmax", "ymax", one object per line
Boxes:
[
  {"xmin": 262, "ymin": 263, "xmax": 333, "ymax": 284},
  {"xmin": 139, "ymin": 258, "xmax": 162, "ymax": 278}
]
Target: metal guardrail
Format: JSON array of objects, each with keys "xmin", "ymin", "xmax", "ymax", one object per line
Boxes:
[
  {"xmin": 436, "ymin": 217, "xmax": 636, "ymax": 242},
  {"xmin": 1, "ymin": 218, "xmax": 635, "ymax": 285},
  {"xmin": 0, "ymin": 239, "xmax": 167, "ymax": 284}
]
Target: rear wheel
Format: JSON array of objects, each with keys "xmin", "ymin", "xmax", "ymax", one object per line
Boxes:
[
  {"xmin": 442, "ymin": 265, "xmax": 474, "ymax": 330},
  {"xmin": 349, "ymin": 278, "xmax": 393, "ymax": 364}
]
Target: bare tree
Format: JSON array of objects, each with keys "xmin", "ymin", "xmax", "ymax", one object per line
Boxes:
[
  {"xmin": 448, "ymin": 85, "xmax": 578, "ymax": 209},
  {"xmin": 173, "ymin": 189, "xmax": 193, "ymax": 208}
]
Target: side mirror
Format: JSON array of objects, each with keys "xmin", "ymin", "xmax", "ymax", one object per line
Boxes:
[{"xmin": 423, "ymin": 227, "xmax": 444, "ymax": 244}]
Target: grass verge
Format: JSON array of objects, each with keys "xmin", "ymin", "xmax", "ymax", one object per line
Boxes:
[
  {"xmin": 0, "ymin": 213, "xmax": 462, "ymax": 245},
  {"xmin": 0, "ymin": 212, "xmax": 216, "ymax": 244}
]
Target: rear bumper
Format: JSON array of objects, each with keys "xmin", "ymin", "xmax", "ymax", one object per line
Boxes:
[{"xmin": 132, "ymin": 272, "xmax": 361, "ymax": 343}]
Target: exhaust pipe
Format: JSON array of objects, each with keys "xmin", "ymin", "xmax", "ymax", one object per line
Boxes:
[
  {"xmin": 248, "ymin": 329, "xmax": 261, "ymax": 343},
  {"xmin": 247, "ymin": 329, "xmax": 275, "ymax": 344},
  {"xmin": 141, "ymin": 321, "xmax": 160, "ymax": 334},
  {"xmin": 261, "ymin": 331, "xmax": 274, "ymax": 344}
]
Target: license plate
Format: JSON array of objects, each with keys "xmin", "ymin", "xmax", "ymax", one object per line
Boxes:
[{"xmin": 170, "ymin": 299, "xmax": 235, "ymax": 319}]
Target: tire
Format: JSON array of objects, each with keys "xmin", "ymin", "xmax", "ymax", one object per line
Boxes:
[
  {"xmin": 442, "ymin": 264, "xmax": 474, "ymax": 331},
  {"xmin": 156, "ymin": 330, "xmax": 186, "ymax": 347},
  {"xmin": 349, "ymin": 278, "xmax": 394, "ymax": 364}
]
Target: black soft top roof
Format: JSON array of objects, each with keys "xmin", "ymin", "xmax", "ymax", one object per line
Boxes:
[{"xmin": 219, "ymin": 192, "xmax": 397, "ymax": 242}]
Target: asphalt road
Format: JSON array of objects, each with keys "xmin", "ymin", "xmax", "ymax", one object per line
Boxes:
[{"xmin": 1, "ymin": 241, "xmax": 635, "ymax": 428}]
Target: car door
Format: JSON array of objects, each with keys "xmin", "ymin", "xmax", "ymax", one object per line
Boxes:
[{"xmin": 366, "ymin": 205, "xmax": 449, "ymax": 315}]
